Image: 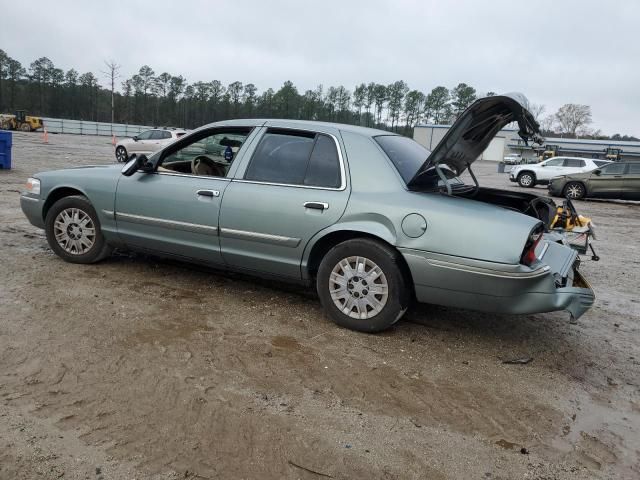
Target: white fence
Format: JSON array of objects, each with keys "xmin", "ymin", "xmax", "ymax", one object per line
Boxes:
[{"xmin": 42, "ymin": 117, "xmax": 163, "ymax": 137}]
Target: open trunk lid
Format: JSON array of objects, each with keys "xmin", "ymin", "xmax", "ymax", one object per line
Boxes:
[{"xmin": 407, "ymin": 93, "xmax": 543, "ymax": 187}]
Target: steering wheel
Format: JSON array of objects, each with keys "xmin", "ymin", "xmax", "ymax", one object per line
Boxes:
[{"xmin": 191, "ymin": 155, "xmax": 225, "ymax": 177}]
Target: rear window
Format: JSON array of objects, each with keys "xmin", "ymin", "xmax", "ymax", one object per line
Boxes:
[
  {"xmin": 374, "ymin": 135, "xmax": 430, "ymax": 183},
  {"xmin": 593, "ymin": 160, "xmax": 609, "ymax": 167}
]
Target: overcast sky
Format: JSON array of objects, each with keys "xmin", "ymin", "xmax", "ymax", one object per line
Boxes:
[{"xmin": 2, "ymin": 0, "xmax": 639, "ymax": 135}]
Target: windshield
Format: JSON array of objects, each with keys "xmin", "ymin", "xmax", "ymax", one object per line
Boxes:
[{"xmin": 374, "ymin": 135, "xmax": 430, "ymax": 183}]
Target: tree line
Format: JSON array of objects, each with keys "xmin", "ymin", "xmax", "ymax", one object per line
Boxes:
[{"xmin": 0, "ymin": 49, "xmax": 635, "ymax": 140}]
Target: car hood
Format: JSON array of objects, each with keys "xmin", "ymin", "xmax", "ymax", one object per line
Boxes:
[{"xmin": 407, "ymin": 93, "xmax": 543, "ymax": 187}]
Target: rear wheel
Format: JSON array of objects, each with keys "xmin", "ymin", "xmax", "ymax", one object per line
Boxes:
[
  {"xmin": 316, "ymin": 238, "xmax": 410, "ymax": 333},
  {"xmin": 564, "ymin": 181, "xmax": 585, "ymax": 200},
  {"xmin": 45, "ymin": 195, "xmax": 112, "ymax": 264},
  {"xmin": 517, "ymin": 171, "xmax": 536, "ymax": 188},
  {"xmin": 115, "ymin": 146, "xmax": 127, "ymax": 163}
]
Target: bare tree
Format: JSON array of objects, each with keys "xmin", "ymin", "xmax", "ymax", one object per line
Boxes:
[
  {"xmin": 555, "ymin": 104, "xmax": 592, "ymax": 137},
  {"xmin": 540, "ymin": 114, "xmax": 556, "ymax": 134},
  {"xmin": 102, "ymin": 60, "xmax": 120, "ymax": 127}
]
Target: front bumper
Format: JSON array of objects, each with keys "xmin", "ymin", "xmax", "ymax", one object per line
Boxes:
[
  {"xmin": 547, "ymin": 178, "xmax": 566, "ymax": 196},
  {"xmin": 400, "ymin": 244, "xmax": 595, "ymax": 321},
  {"xmin": 509, "ymin": 171, "xmax": 518, "ymax": 182},
  {"xmin": 20, "ymin": 194, "xmax": 45, "ymax": 229}
]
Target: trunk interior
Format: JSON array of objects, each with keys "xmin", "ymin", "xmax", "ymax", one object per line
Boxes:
[{"xmin": 454, "ymin": 187, "xmax": 556, "ymax": 228}]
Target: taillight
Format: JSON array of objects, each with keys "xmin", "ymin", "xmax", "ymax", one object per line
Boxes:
[{"xmin": 521, "ymin": 228, "xmax": 543, "ymax": 266}]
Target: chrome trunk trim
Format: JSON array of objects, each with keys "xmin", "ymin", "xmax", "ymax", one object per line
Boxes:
[{"xmin": 424, "ymin": 258, "xmax": 550, "ymax": 279}]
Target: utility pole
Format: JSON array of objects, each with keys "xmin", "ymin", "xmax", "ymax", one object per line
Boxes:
[{"xmin": 102, "ymin": 60, "xmax": 121, "ymax": 130}]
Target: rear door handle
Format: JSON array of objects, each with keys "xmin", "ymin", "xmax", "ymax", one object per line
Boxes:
[
  {"xmin": 197, "ymin": 189, "xmax": 220, "ymax": 197},
  {"xmin": 304, "ymin": 201, "xmax": 329, "ymax": 210}
]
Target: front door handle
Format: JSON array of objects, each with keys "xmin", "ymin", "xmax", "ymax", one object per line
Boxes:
[
  {"xmin": 197, "ymin": 189, "xmax": 220, "ymax": 197},
  {"xmin": 304, "ymin": 201, "xmax": 329, "ymax": 210}
]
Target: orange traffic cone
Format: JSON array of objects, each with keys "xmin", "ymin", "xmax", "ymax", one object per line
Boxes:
[
  {"xmin": 112, "ymin": 134, "xmax": 116, "ymax": 146},
  {"xmin": 42, "ymin": 128, "xmax": 48, "ymax": 143}
]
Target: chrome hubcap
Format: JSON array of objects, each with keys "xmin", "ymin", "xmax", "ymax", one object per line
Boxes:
[
  {"xmin": 566, "ymin": 185, "xmax": 582, "ymax": 198},
  {"xmin": 520, "ymin": 175, "xmax": 532, "ymax": 186},
  {"xmin": 329, "ymin": 256, "xmax": 389, "ymax": 319},
  {"xmin": 54, "ymin": 208, "xmax": 96, "ymax": 255}
]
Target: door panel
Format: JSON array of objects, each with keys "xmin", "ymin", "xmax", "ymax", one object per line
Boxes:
[
  {"xmin": 622, "ymin": 165, "xmax": 640, "ymax": 200},
  {"xmin": 114, "ymin": 172, "xmax": 228, "ymax": 264},
  {"xmin": 219, "ymin": 182, "xmax": 348, "ymax": 278},
  {"xmin": 589, "ymin": 163, "xmax": 626, "ymax": 198}
]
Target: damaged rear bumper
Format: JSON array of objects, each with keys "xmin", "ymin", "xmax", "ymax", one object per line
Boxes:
[{"xmin": 400, "ymin": 241, "xmax": 595, "ymax": 321}]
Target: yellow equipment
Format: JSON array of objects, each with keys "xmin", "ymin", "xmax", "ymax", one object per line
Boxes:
[
  {"xmin": 0, "ymin": 110, "xmax": 44, "ymax": 132},
  {"xmin": 538, "ymin": 144, "xmax": 559, "ymax": 162},
  {"xmin": 604, "ymin": 147, "xmax": 622, "ymax": 161}
]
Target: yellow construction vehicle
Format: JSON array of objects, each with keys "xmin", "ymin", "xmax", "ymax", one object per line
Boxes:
[
  {"xmin": 0, "ymin": 110, "xmax": 44, "ymax": 132},
  {"xmin": 536, "ymin": 144, "xmax": 559, "ymax": 162},
  {"xmin": 604, "ymin": 147, "xmax": 622, "ymax": 161}
]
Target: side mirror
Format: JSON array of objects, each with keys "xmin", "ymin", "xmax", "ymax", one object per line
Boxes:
[
  {"xmin": 593, "ymin": 169, "xmax": 601, "ymax": 176},
  {"xmin": 121, "ymin": 154, "xmax": 153, "ymax": 177},
  {"xmin": 132, "ymin": 135, "xmax": 139, "ymax": 142}
]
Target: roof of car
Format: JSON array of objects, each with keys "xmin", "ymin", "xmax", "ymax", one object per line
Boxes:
[{"xmin": 199, "ymin": 118, "xmax": 397, "ymax": 138}]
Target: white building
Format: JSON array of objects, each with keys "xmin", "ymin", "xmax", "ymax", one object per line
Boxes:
[{"xmin": 413, "ymin": 124, "xmax": 640, "ymax": 162}]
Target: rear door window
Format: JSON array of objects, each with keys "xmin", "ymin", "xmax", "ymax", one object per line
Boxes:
[
  {"xmin": 161, "ymin": 131, "xmax": 172, "ymax": 139},
  {"xmin": 245, "ymin": 130, "xmax": 341, "ymax": 188},
  {"xmin": 150, "ymin": 130, "xmax": 165, "ymax": 140}
]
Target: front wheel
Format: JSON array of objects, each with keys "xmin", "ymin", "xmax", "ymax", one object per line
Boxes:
[
  {"xmin": 20, "ymin": 123, "xmax": 32, "ymax": 132},
  {"xmin": 316, "ymin": 238, "xmax": 410, "ymax": 333},
  {"xmin": 45, "ymin": 195, "xmax": 112, "ymax": 264},
  {"xmin": 517, "ymin": 172, "xmax": 536, "ymax": 188},
  {"xmin": 115, "ymin": 146, "xmax": 127, "ymax": 163},
  {"xmin": 564, "ymin": 181, "xmax": 585, "ymax": 200}
]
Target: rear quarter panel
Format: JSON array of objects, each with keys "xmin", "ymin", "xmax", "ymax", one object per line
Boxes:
[{"xmin": 327, "ymin": 131, "xmax": 539, "ymax": 265}]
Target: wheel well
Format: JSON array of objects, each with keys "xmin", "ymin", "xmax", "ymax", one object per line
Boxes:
[
  {"xmin": 517, "ymin": 170, "xmax": 536, "ymax": 179},
  {"xmin": 306, "ymin": 230, "xmax": 415, "ymax": 293},
  {"xmin": 42, "ymin": 187, "xmax": 86, "ymax": 220}
]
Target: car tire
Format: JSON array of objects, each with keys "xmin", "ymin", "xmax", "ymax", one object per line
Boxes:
[
  {"xmin": 563, "ymin": 181, "xmax": 586, "ymax": 200},
  {"xmin": 45, "ymin": 195, "xmax": 112, "ymax": 264},
  {"xmin": 115, "ymin": 146, "xmax": 127, "ymax": 163},
  {"xmin": 517, "ymin": 171, "xmax": 536, "ymax": 188},
  {"xmin": 21, "ymin": 123, "xmax": 32, "ymax": 132},
  {"xmin": 316, "ymin": 238, "xmax": 410, "ymax": 333}
]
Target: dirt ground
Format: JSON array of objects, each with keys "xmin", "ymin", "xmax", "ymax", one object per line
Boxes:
[{"xmin": 0, "ymin": 131, "xmax": 638, "ymax": 480}]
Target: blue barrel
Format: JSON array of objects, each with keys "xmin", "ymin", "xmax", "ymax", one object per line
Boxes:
[{"xmin": 0, "ymin": 130, "xmax": 12, "ymax": 169}]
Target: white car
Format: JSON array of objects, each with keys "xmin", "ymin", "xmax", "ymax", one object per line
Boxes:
[
  {"xmin": 115, "ymin": 128, "xmax": 188, "ymax": 162},
  {"xmin": 503, "ymin": 153, "xmax": 523, "ymax": 164},
  {"xmin": 509, "ymin": 156, "xmax": 611, "ymax": 188}
]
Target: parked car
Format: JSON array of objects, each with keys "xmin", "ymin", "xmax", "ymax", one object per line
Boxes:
[
  {"xmin": 548, "ymin": 161, "xmax": 640, "ymax": 200},
  {"xmin": 509, "ymin": 156, "xmax": 610, "ymax": 188},
  {"xmin": 115, "ymin": 128, "xmax": 188, "ymax": 162},
  {"xmin": 503, "ymin": 153, "xmax": 523, "ymax": 164},
  {"xmin": 20, "ymin": 94, "xmax": 595, "ymax": 333}
]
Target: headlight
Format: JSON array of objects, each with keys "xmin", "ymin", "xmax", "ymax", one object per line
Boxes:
[{"xmin": 25, "ymin": 177, "xmax": 41, "ymax": 195}]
